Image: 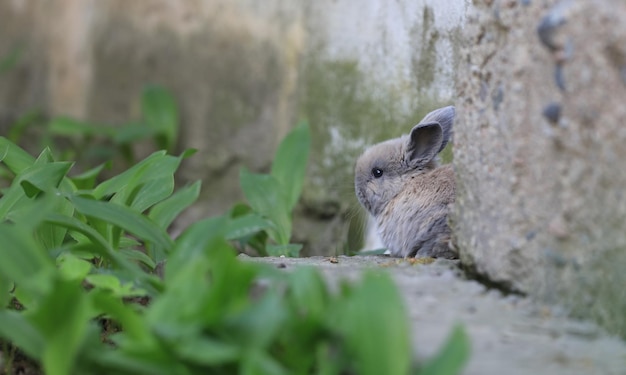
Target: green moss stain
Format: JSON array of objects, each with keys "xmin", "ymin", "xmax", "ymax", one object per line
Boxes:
[
  {"xmin": 553, "ymin": 247, "xmax": 626, "ymax": 339},
  {"xmin": 413, "ymin": 6, "xmax": 440, "ymax": 91}
]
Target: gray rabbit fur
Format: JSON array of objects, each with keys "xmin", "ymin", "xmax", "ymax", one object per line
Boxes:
[{"xmin": 354, "ymin": 106, "xmax": 457, "ymax": 259}]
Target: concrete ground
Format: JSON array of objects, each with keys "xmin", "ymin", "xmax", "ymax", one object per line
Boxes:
[{"xmin": 244, "ymin": 255, "xmax": 626, "ymax": 375}]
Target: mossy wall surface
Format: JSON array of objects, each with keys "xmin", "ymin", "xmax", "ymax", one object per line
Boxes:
[{"xmin": 0, "ymin": 0, "xmax": 465, "ymax": 255}]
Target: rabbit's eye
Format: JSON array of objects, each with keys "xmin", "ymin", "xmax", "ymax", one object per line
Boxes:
[{"xmin": 371, "ymin": 168, "xmax": 383, "ymax": 178}]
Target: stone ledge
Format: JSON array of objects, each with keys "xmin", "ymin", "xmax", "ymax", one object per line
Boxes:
[{"xmin": 243, "ymin": 255, "xmax": 626, "ymax": 375}]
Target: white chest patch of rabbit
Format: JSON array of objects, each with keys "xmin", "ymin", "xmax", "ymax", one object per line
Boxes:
[{"xmin": 354, "ymin": 106, "xmax": 457, "ymax": 259}]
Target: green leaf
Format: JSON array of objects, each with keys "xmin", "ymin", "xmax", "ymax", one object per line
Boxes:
[
  {"xmin": 148, "ymin": 181, "xmax": 201, "ymax": 229},
  {"xmin": 119, "ymin": 248, "xmax": 157, "ymax": 270},
  {"xmin": 90, "ymin": 289, "xmax": 152, "ymax": 344},
  {"xmin": 0, "ymin": 273, "xmax": 10, "ymax": 307},
  {"xmin": 86, "ymin": 274, "xmax": 146, "ymax": 298},
  {"xmin": 141, "ymin": 85, "xmax": 179, "ymax": 151},
  {"xmin": 44, "ymin": 214, "xmax": 160, "ymax": 294},
  {"xmin": 34, "ymin": 194, "xmax": 74, "ymax": 250},
  {"xmin": 240, "ymin": 169, "xmax": 291, "ymax": 245},
  {"xmin": 177, "ymin": 337, "xmax": 241, "ymax": 365},
  {"xmin": 0, "ymin": 310, "xmax": 45, "ymax": 359},
  {"xmin": 287, "ymin": 267, "xmax": 329, "ymax": 321},
  {"xmin": 70, "ymin": 163, "xmax": 107, "ymax": 190},
  {"xmin": 126, "ymin": 175, "xmax": 174, "ymax": 213},
  {"xmin": 225, "ymin": 213, "xmax": 273, "ymax": 240},
  {"xmin": 70, "ymin": 196, "xmax": 174, "ymax": 253},
  {"xmin": 93, "ymin": 150, "xmax": 166, "ymax": 199},
  {"xmin": 29, "ymin": 277, "xmax": 90, "ymax": 375},
  {"xmin": 419, "ymin": 324, "xmax": 470, "ymax": 375},
  {"xmin": 18, "ymin": 162, "xmax": 74, "ymax": 197},
  {"xmin": 0, "ymin": 136, "xmax": 36, "ymax": 174},
  {"xmin": 0, "ymin": 224, "xmax": 54, "ymax": 292},
  {"xmin": 241, "ymin": 349, "xmax": 288, "ymax": 375},
  {"xmin": 270, "ymin": 121, "xmax": 310, "ymax": 210},
  {"xmin": 57, "ymin": 253, "xmax": 92, "ymax": 281},
  {"xmin": 229, "ymin": 291, "xmax": 287, "ymax": 349},
  {"xmin": 333, "ymin": 271, "xmax": 411, "ymax": 375}
]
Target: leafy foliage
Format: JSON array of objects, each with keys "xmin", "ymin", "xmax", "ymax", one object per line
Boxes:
[
  {"xmin": 1, "ymin": 85, "xmax": 178, "ymax": 171},
  {"xmin": 237, "ymin": 121, "xmax": 310, "ymax": 256},
  {"xmin": 0, "ymin": 123, "xmax": 469, "ymax": 374}
]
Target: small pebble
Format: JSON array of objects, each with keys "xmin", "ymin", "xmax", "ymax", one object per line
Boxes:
[{"xmin": 542, "ymin": 102, "xmax": 562, "ymax": 124}]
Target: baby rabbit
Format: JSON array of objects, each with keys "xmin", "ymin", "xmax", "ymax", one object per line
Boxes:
[{"xmin": 354, "ymin": 106, "xmax": 456, "ymax": 259}]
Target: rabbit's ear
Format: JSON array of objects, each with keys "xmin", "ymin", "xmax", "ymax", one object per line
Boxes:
[
  {"xmin": 418, "ymin": 106, "xmax": 455, "ymax": 153},
  {"xmin": 406, "ymin": 122, "xmax": 443, "ymax": 166}
]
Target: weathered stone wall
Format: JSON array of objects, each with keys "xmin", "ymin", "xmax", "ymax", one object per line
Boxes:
[
  {"xmin": 0, "ymin": 0, "xmax": 465, "ymax": 255},
  {"xmin": 454, "ymin": 0, "xmax": 626, "ymax": 337}
]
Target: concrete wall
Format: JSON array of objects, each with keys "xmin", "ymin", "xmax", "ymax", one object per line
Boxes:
[
  {"xmin": 0, "ymin": 0, "xmax": 466, "ymax": 255},
  {"xmin": 454, "ymin": 0, "xmax": 626, "ymax": 338}
]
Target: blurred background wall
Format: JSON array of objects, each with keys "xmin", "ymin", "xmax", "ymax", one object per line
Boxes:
[{"xmin": 0, "ymin": 0, "xmax": 466, "ymax": 255}]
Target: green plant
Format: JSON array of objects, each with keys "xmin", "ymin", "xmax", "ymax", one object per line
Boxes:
[
  {"xmin": 0, "ymin": 125, "xmax": 469, "ymax": 374},
  {"xmin": 47, "ymin": 85, "xmax": 179, "ymax": 164},
  {"xmin": 1, "ymin": 85, "xmax": 178, "ymax": 174},
  {"xmin": 233, "ymin": 121, "xmax": 310, "ymax": 257}
]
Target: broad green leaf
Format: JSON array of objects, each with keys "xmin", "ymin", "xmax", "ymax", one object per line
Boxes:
[
  {"xmin": 175, "ymin": 337, "xmax": 240, "ymax": 365},
  {"xmin": 419, "ymin": 324, "xmax": 470, "ymax": 375},
  {"xmin": 4, "ymin": 189, "xmax": 60, "ymax": 230},
  {"xmin": 148, "ymin": 180, "xmax": 201, "ymax": 229},
  {"xmin": 333, "ymin": 271, "xmax": 411, "ymax": 375},
  {"xmin": 29, "ymin": 277, "xmax": 90, "ymax": 375},
  {"xmin": 34, "ymin": 147, "xmax": 55, "ymax": 164},
  {"xmin": 34, "ymin": 194, "xmax": 74, "ymax": 250},
  {"xmin": 240, "ymin": 169, "xmax": 291, "ymax": 245},
  {"xmin": 18, "ymin": 162, "xmax": 73, "ymax": 198},
  {"xmin": 125, "ymin": 175, "xmax": 174, "ymax": 212},
  {"xmin": 270, "ymin": 121, "xmax": 310, "ymax": 210},
  {"xmin": 86, "ymin": 274, "xmax": 145, "ymax": 298},
  {"xmin": 0, "ymin": 310, "xmax": 45, "ymax": 359},
  {"xmin": 43, "ymin": 213, "xmax": 160, "ymax": 294},
  {"xmin": 70, "ymin": 163, "xmax": 107, "ymax": 190},
  {"xmin": 168, "ymin": 217, "xmax": 228, "ymax": 271},
  {"xmin": 142, "ymin": 85, "xmax": 178, "ymax": 151},
  {"xmin": 0, "ymin": 136, "xmax": 36, "ymax": 174},
  {"xmin": 90, "ymin": 289, "xmax": 151, "ymax": 343},
  {"xmin": 57, "ymin": 253, "xmax": 92, "ymax": 281},
  {"xmin": 0, "ymin": 273, "xmax": 10, "ymax": 307},
  {"xmin": 287, "ymin": 267, "xmax": 329, "ymax": 321},
  {"xmin": 92, "ymin": 349, "xmax": 181, "ymax": 375},
  {"xmin": 93, "ymin": 150, "xmax": 167, "ymax": 199},
  {"xmin": 228, "ymin": 291, "xmax": 287, "ymax": 349},
  {"xmin": 241, "ymin": 349, "xmax": 288, "ymax": 375},
  {"xmin": 119, "ymin": 248, "xmax": 157, "ymax": 270},
  {"xmin": 0, "ymin": 224, "xmax": 54, "ymax": 292},
  {"xmin": 70, "ymin": 196, "xmax": 174, "ymax": 252},
  {"xmin": 225, "ymin": 213, "xmax": 273, "ymax": 240},
  {"xmin": 0, "ymin": 183, "xmax": 28, "ymax": 220}
]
